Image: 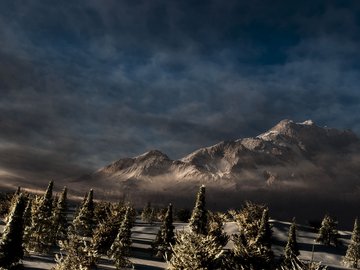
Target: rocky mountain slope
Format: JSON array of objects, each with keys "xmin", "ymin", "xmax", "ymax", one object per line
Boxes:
[
  {"xmin": 77, "ymin": 120, "xmax": 360, "ymax": 223},
  {"xmin": 82, "ymin": 119, "xmax": 358, "ymax": 188}
]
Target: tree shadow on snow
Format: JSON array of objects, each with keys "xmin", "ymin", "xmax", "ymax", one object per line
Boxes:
[
  {"xmin": 133, "ymin": 264, "xmax": 164, "ymax": 270},
  {"xmin": 297, "ymin": 241, "xmax": 347, "ymax": 256}
]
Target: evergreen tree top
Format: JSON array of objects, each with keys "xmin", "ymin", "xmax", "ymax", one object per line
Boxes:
[
  {"xmin": 15, "ymin": 186, "xmax": 21, "ymax": 196},
  {"xmin": 123, "ymin": 207, "xmax": 131, "ymax": 223},
  {"xmin": 87, "ymin": 189, "xmax": 93, "ymax": 202},
  {"xmin": 189, "ymin": 185, "xmax": 208, "ymax": 235},
  {"xmin": 44, "ymin": 181, "xmax": 54, "ymax": 201},
  {"xmin": 195, "ymin": 185, "xmax": 206, "ymax": 207},
  {"xmin": 349, "ymin": 217, "xmax": 360, "ymax": 244},
  {"xmin": 343, "ymin": 217, "xmax": 360, "ymax": 268},
  {"xmin": 285, "ymin": 218, "xmax": 300, "ymax": 260},
  {"xmin": 165, "ymin": 204, "xmax": 173, "ymax": 220},
  {"xmin": 164, "ymin": 203, "xmax": 175, "ymax": 235},
  {"xmin": 2, "ymin": 194, "xmax": 26, "ymax": 236},
  {"xmin": 353, "ymin": 218, "xmax": 359, "ymax": 232},
  {"xmin": 72, "ymin": 189, "xmax": 95, "ymax": 237},
  {"xmin": 0, "ymin": 193, "xmax": 26, "ymax": 268},
  {"xmin": 317, "ymin": 214, "xmax": 340, "ymax": 246},
  {"xmin": 81, "ymin": 189, "xmax": 94, "ymax": 210},
  {"xmin": 256, "ymin": 208, "xmax": 272, "ymax": 248},
  {"xmin": 58, "ymin": 187, "xmax": 67, "ymax": 203}
]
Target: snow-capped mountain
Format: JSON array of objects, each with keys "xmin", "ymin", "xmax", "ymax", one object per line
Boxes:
[
  {"xmin": 76, "ymin": 119, "xmax": 360, "ymax": 222},
  {"xmin": 82, "ymin": 119, "xmax": 358, "ymax": 188}
]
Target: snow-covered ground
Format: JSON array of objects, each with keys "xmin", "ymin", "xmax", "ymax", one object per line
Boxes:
[
  {"xmin": 0, "ymin": 219, "xmax": 353, "ymax": 269},
  {"xmin": 270, "ymin": 220, "xmax": 351, "ymax": 270}
]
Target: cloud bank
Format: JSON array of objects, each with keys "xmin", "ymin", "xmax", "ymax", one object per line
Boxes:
[{"xmin": 0, "ymin": 1, "xmax": 360, "ymax": 185}]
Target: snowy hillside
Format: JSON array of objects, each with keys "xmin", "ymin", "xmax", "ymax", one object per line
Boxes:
[{"xmin": 3, "ymin": 219, "xmax": 351, "ymax": 270}]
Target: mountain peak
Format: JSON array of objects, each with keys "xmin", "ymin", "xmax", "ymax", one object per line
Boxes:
[
  {"xmin": 271, "ymin": 119, "xmax": 317, "ymax": 133},
  {"xmin": 136, "ymin": 150, "xmax": 169, "ymax": 160},
  {"xmin": 258, "ymin": 119, "xmax": 358, "ymax": 150}
]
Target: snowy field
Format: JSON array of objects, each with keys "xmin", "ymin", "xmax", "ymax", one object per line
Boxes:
[{"xmin": 0, "ymin": 219, "xmax": 353, "ymax": 270}]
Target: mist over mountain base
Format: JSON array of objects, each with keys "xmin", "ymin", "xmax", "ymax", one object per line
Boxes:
[{"xmin": 2, "ymin": 119, "xmax": 359, "ymax": 228}]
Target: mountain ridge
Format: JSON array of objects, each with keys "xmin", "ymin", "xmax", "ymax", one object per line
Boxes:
[
  {"xmin": 80, "ymin": 119, "xmax": 359, "ymax": 190},
  {"xmin": 70, "ymin": 119, "xmax": 360, "ymax": 224}
]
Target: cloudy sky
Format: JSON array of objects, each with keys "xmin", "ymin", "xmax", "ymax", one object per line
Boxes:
[{"xmin": 1, "ymin": 0, "xmax": 360, "ymax": 183}]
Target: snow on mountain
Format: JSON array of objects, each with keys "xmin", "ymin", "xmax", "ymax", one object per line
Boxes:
[
  {"xmin": 76, "ymin": 119, "xmax": 360, "ymax": 223},
  {"xmin": 84, "ymin": 119, "xmax": 359, "ymax": 187}
]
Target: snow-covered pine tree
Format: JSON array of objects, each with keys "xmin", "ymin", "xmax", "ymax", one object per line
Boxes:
[
  {"xmin": 108, "ymin": 207, "xmax": 133, "ymax": 269},
  {"xmin": 52, "ymin": 195, "xmax": 59, "ymax": 211},
  {"xmin": 208, "ymin": 212, "xmax": 229, "ymax": 247},
  {"xmin": 52, "ymin": 186, "xmax": 68, "ymax": 243},
  {"xmin": 169, "ymin": 187, "xmax": 230, "ymax": 269},
  {"xmin": 343, "ymin": 218, "xmax": 360, "ymax": 268},
  {"xmin": 168, "ymin": 231, "xmax": 225, "ymax": 269},
  {"xmin": 92, "ymin": 204, "xmax": 126, "ymax": 255},
  {"xmin": 41, "ymin": 181, "xmax": 54, "ymax": 216},
  {"xmin": 73, "ymin": 189, "xmax": 95, "ymax": 237},
  {"xmin": 316, "ymin": 214, "xmax": 340, "ymax": 246},
  {"xmin": 254, "ymin": 209, "xmax": 273, "ymax": 267},
  {"xmin": 189, "ymin": 185, "xmax": 208, "ymax": 235},
  {"xmin": 0, "ymin": 193, "xmax": 26, "ymax": 269},
  {"xmin": 279, "ymin": 257, "xmax": 327, "ymax": 270},
  {"xmin": 152, "ymin": 203, "xmax": 175, "ymax": 259},
  {"xmin": 54, "ymin": 232, "xmax": 98, "ymax": 270},
  {"xmin": 22, "ymin": 197, "xmax": 33, "ymax": 246},
  {"xmin": 23, "ymin": 198, "xmax": 32, "ymax": 229},
  {"xmin": 256, "ymin": 208, "xmax": 272, "ymax": 248},
  {"xmin": 5, "ymin": 186, "xmax": 21, "ymax": 223},
  {"xmin": 141, "ymin": 202, "xmax": 155, "ymax": 223},
  {"xmin": 14, "ymin": 186, "xmax": 21, "ymax": 196},
  {"xmin": 149, "ymin": 207, "xmax": 156, "ymax": 225},
  {"xmin": 25, "ymin": 180, "xmax": 55, "ymax": 253},
  {"xmin": 284, "ymin": 219, "xmax": 300, "ymax": 264},
  {"xmin": 94, "ymin": 201, "xmax": 111, "ymax": 224},
  {"xmin": 231, "ymin": 202, "xmax": 273, "ymax": 269}
]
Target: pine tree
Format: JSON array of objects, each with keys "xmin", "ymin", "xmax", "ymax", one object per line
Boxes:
[
  {"xmin": 5, "ymin": 186, "xmax": 21, "ymax": 223},
  {"xmin": 149, "ymin": 207, "xmax": 156, "ymax": 225},
  {"xmin": 73, "ymin": 189, "xmax": 95, "ymax": 237},
  {"xmin": 169, "ymin": 231, "xmax": 225, "ymax": 269},
  {"xmin": 256, "ymin": 208, "xmax": 272, "ymax": 248},
  {"xmin": 152, "ymin": 203, "xmax": 175, "ymax": 259},
  {"xmin": 108, "ymin": 207, "xmax": 133, "ymax": 269},
  {"xmin": 141, "ymin": 202, "xmax": 154, "ymax": 223},
  {"xmin": 22, "ymin": 198, "xmax": 33, "ymax": 246},
  {"xmin": 23, "ymin": 198, "xmax": 32, "ymax": 229},
  {"xmin": 284, "ymin": 219, "xmax": 300, "ymax": 264},
  {"xmin": 253, "ymin": 208, "xmax": 273, "ymax": 268},
  {"xmin": 316, "ymin": 214, "xmax": 340, "ymax": 246},
  {"xmin": 25, "ymin": 180, "xmax": 55, "ymax": 253},
  {"xmin": 343, "ymin": 218, "xmax": 360, "ymax": 268},
  {"xmin": 0, "ymin": 194, "xmax": 26, "ymax": 269},
  {"xmin": 208, "ymin": 212, "xmax": 229, "ymax": 247},
  {"xmin": 279, "ymin": 257, "xmax": 327, "ymax": 270},
  {"xmin": 231, "ymin": 202, "xmax": 273, "ymax": 269},
  {"xmin": 189, "ymin": 185, "xmax": 208, "ymax": 235},
  {"xmin": 94, "ymin": 201, "xmax": 111, "ymax": 224},
  {"xmin": 41, "ymin": 181, "xmax": 54, "ymax": 216},
  {"xmin": 52, "ymin": 186, "xmax": 68, "ymax": 243},
  {"xmin": 92, "ymin": 204, "xmax": 126, "ymax": 255},
  {"xmin": 54, "ymin": 232, "xmax": 98, "ymax": 270}
]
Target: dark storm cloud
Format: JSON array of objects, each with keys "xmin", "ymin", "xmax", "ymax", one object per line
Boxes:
[{"xmin": 1, "ymin": 0, "xmax": 360, "ymax": 184}]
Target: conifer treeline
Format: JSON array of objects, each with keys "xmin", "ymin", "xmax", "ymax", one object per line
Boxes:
[
  {"xmin": 0, "ymin": 183, "xmax": 359, "ymax": 270},
  {"xmin": 0, "ymin": 182, "xmax": 135, "ymax": 270}
]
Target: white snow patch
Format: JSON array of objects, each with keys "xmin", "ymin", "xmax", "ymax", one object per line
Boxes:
[
  {"xmin": 299, "ymin": 120, "xmax": 315, "ymax": 126},
  {"xmin": 257, "ymin": 130, "xmax": 280, "ymax": 141}
]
